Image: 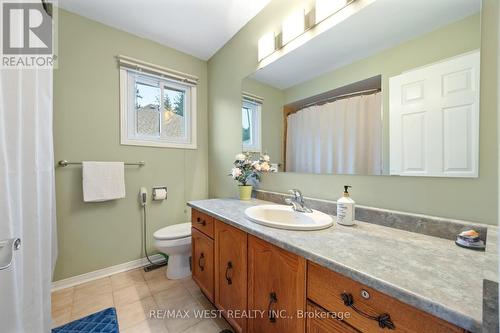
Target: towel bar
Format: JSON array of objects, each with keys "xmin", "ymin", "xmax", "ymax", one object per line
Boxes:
[{"xmin": 58, "ymin": 160, "xmax": 145, "ymax": 167}]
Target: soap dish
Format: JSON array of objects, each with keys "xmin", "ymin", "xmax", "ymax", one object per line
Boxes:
[
  {"xmin": 455, "ymin": 239, "xmax": 485, "ymax": 251},
  {"xmin": 455, "ymin": 229, "xmax": 485, "ymax": 251}
]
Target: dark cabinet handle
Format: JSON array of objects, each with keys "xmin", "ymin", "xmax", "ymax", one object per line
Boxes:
[
  {"xmin": 196, "ymin": 217, "xmax": 206, "ymax": 226},
  {"xmin": 341, "ymin": 293, "xmax": 395, "ymax": 329},
  {"xmin": 225, "ymin": 261, "xmax": 233, "ymax": 285},
  {"xmin": 198, "ymin": 253, "xmax": 205, "ymax": 271},
  {"xmin": 268, "ymin": 292, "xmax": 278, "ymax": 323}
]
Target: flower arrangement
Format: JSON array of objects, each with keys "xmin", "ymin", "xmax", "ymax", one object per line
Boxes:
[{"xmin": 230, "ymin": 152, "xmax": 271, "ymax": 186}]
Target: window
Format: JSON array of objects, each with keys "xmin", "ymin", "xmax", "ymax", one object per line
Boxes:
[
  {"xmin": 242, "ymin": 97, "xmax": 262, "ymax": 152},
  {"xmin": 120, "ymin": 66, "xmax": 197, "ymax": 149}
]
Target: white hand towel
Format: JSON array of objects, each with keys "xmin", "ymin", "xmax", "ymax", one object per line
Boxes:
[{"xmin": 82, "ymin": 162, "xmax": 126, "ymax": 202}]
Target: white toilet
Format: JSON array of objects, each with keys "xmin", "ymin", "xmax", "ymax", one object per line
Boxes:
[{"xmin": 153, "ymin": 223, "xmax": 192, "ymax": 280}]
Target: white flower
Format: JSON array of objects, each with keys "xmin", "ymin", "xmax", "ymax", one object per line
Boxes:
[
  {"xmin": 253, "ymin": 162, "xmax": 262, "ymax": 171},
  {"xmin": 231, "ymin": 167, "xmax": 242, "ymax": 178},
  {"xmin": 235, "ymin": 153, "xmax": 246, "ymax": 161},
  {"xmin": 261, "ymin": 162, "xmax": 270, "ymax": 172},
  {"xmin": 262, "ymin": 154, "xmax": 270, "ymax": 162}
]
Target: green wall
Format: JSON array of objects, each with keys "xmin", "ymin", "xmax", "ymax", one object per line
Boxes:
[
  {"xmin": 208, "ymin": 0, "xmax": 499, "ymax": 224},
  {"xmin": 54, "ymin": 10, "xmax": 208, "ymax": 280}
]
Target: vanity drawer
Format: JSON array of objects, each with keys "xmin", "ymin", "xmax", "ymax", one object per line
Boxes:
[
  {"xmin": 306, "ymin": 301, "xmax": 361, "ymax": 333},
  {"xmin": 307, "ymin": 261, "xmax": 465, "ymax": 333},
  {"xmin": 192, "ymin": 209, "xmax": 214, "ymax": 238}
]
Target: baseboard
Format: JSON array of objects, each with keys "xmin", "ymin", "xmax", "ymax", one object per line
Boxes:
[{"xmin": 51, "ymin": 254, "xmax": 165, "ymax": 291}]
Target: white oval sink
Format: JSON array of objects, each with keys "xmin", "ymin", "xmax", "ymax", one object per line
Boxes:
[{"xmin": 244, "ymin": 204, "xmax": 333, "ymax": 230}]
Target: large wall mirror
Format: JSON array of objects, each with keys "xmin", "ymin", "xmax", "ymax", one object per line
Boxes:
[{"xmin": 241, "ymin": 0, "xmax": 481, "ymax": 177}]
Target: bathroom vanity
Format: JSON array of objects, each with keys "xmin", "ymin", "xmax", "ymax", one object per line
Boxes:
[{"xmin": 188, "ymin": 198, "xmax": 495, "ymax": 333}]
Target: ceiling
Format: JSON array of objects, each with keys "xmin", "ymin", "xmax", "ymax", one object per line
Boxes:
[
  {"xmin": 251, "ymin": 0, "xmax": 481, "ymax": 89},
  {"xmin": 58, "ymin": 0, "xmax": 271, "ymax": 60}
]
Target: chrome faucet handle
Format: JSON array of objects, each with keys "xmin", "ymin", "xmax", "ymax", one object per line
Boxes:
[
  {"xmin": 287, "ymin": 189, "xmax": 312, "ymax": 213},
  {"xmin": 288, "ymin": 189, "xmax": 303, "ymax": 201}
]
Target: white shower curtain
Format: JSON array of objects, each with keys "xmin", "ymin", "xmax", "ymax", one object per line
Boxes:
[
  {"xmin": 286, "ymin": 92, "xmax": 382, "ymax": 175},
  {"xmin": 0, "ymin": 68, "xmax": 57, "ymax": 332}
]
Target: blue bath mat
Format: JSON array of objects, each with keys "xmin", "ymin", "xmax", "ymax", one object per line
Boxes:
[{"xmin": 52, "ymin": 307, "xmax": 119, "ymax": 333}]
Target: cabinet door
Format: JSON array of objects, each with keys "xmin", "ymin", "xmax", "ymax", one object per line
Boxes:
[
  {"xmin": 215, "ymin": 220, "xmax": 248, "ymax": 333},
  {"xmin": 306, "ymin": 302, "xmax": 361, "ymax": 333},
  {"xmin": 192, "ymin": 228, "xmax": 214, "ymax": 302},
  {"xmin": 248, "ymin": 235, "xmax": 306, "ymax": 333}
]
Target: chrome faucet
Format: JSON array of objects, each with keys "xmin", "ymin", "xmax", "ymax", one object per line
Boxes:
[{"xmin": 285, "ymin": 189, "xmax": 313, "ymax": 213}]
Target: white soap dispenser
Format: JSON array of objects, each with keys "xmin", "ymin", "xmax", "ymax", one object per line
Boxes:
[{"xmin": 336, "ymin": 185, "xmax": 355, "ymax": 226}]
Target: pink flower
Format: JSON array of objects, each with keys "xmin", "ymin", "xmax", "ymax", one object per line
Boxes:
[
  {"xmin": 252, "ymin": 162, "xmax": 262, "ymax": 171},
  {"xmin": 260, "ymin": 162, "xmax": 270, "ymax": 172},
  {"xmin": 231, "ymin": 167, "xmax": 242, "ymax": 178}
]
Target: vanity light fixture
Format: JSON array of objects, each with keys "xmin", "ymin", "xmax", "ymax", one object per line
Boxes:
[
  {"xmin": 257, "ymin": 0, "xmax": 355, "ymax": 63},
  {"xmin": 315, "ymin": 0, "xmax": 349, "ymax": 24},
  {"xmin": 281, "ymin": 9, "xmax": 306, "ymax": 45},
  {"xmin": 258, "ymin": 32, "xmax": 276, "ymax": 61}
]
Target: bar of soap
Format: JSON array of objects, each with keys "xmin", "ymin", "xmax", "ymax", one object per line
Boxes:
[{"xmin": 459, "ymin": 229, "xmax": 479, "ymax": 238}]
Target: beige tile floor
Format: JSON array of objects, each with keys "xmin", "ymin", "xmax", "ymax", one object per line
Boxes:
[{"xmin": 51, "ymin": 266, "xmax": 233, "ymax": 333}]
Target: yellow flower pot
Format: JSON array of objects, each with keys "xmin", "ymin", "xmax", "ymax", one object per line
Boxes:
[{"xmin": 238, "ymin": 185, "xmax": 253, "ymax": 200}]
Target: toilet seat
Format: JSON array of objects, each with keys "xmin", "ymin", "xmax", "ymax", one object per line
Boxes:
[{"xmin": 153, "ymin": 222, "xmax": 191, "ymax": 240}]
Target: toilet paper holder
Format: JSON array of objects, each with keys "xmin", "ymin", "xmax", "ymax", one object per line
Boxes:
[{"xmin": 152, "ymin": 186, "xmax": 168, "ymax": 201}]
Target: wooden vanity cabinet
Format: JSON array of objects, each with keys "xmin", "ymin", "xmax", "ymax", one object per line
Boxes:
[
  {"xmin": 307, "ymin": 261, "xmax": 466, "ymax": 333},
  {"xmin": 247, "ymin": 235, "xmax": 306, "ymax": 333},
  {"xmin": 214, "ymin": 220, "xmax": 248, "ymax": 333},
  {"xmin": 191, "ymin": 227, "xmax": 214, "ymax": 302},
  {"xmin": 190, "ymin": 208, "xmax": 467, "ymax": 333}
]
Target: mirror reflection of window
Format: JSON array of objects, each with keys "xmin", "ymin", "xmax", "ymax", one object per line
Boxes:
[
  {"xmin": 242, "ymin": 97, "xmax": 262, "ymax": 152},
  {"xmin": 242, "ymin": 105, "xmax": 253, "ymax": 144}
]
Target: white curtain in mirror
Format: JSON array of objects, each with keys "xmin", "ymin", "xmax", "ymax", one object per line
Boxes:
[
  {"xmin": 0, "ymin": 68, "xmax": 57, "ymax": 331},
  {"xmin": 286, "ymin": 92, "xmax": 382, "ymax": 175}
]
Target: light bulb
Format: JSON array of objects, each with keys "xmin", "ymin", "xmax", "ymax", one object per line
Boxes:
[
  {"xmin": 258, "ymin": 32, "xmax": 276, "ymax": 61},
  {"xmin": 315, "ymin": 0, "xmax": 348, "ymax": 24},
  {"xmin": 282, "ymin": 9, "xmax": 305, "ymax": 45}
]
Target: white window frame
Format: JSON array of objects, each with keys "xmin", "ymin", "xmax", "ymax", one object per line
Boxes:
[
  {"xmin": 242, "ymin": 98, "xmax": 262, "ymax": 152},
  {"xmin": 120, "ymin": 67, "xmax": 197, "ymax": 149}
]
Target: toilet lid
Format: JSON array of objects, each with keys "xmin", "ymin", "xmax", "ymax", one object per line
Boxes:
[{"xmin": 153, "ymin": 223, "xmax": 191, "ymax": 240}]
